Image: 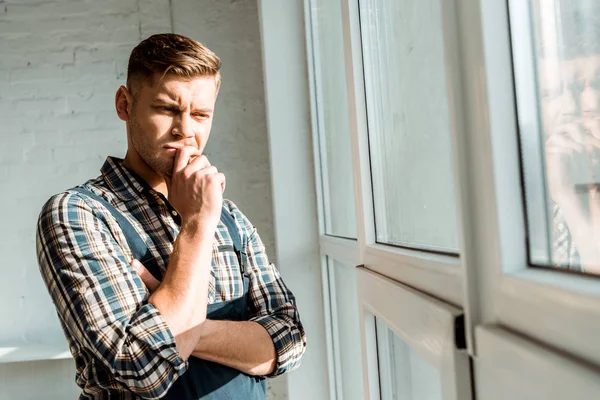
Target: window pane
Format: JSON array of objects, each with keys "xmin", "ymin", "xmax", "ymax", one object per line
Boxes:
[
  {"xmin": 511, "ymin": 0, "xmax": 600, "ymax": 274},
  {"xmin": 359, "ymin": 0, "xmax": 459, "ymax": 252},
  {"xmin": 310, "ymin": 0, "xmax": 357, "ymax": 239},
  {"xmin": 328, "ymin": 259, "xmax": 364, "ymax": 399},
  {"xmin": 376, "ymin": 318, "xmax": 443, "ymax": 400}
]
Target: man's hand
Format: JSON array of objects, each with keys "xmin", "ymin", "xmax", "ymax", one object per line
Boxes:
[
  {"xmin": 545, "ymin": 121, "xmax": 600, "ymax": 272},
  {"xmin": 131, "ymin": 258, "xmax": 160, "ymax": 292},
  {"xmin": 143, "ymin": 149, "xmax": 227, "ymax": 359},
  {"xmin": 166, "ymin": 148, "xmax": 225, "ymax": 234}
]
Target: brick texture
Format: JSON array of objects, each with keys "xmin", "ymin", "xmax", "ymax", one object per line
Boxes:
[{"xmin": 0, "ymin": 1, "xmax": 284, "ymax": 399}]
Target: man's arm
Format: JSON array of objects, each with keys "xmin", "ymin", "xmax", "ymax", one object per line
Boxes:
[
  {"xmin": 546, "ymin": 128, "xmax": 600, "ymax": 272},
  {"xmin": 36, "ymin": 150, "xmax": 224, "ymax": 398},
  {"xmin": 134, "ymin": 200, "xmax": 307, "ymax": 377},
  {"xmin": 196, "ymin": 200, "xmax": 306, "ymax": 377},
  {"xmin": 133, "ymin": 266, "xmax": 278, "ymax": 376},
  {"xmin": 148, "ymin": 149, "xmax": 226, "ymax": 359},
  {"xmin": 37, "ymin": 192, "xmax": 188, "ymax": 399},
  {"xmin": 193, "ymin": 320, "xmax": 277, "ymax": 375}
]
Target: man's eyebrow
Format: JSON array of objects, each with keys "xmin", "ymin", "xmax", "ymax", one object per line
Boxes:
[
  {"xmin": 192, "ymin": 107, "xmax": 214, "ymax": 113},
  {"xmin": 152, "ymin": 98, "xmax": 179, "ymax": 105}
]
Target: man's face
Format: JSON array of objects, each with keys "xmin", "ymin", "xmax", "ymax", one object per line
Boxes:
[
  {"xmin": 538, "ymin": 54, "xmax": 600, "ymax": 137},
  {"xmin": 127, "ymin": 73, "xmax": 218, "ymax": 178}
]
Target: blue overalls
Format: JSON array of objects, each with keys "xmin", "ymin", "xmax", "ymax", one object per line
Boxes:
[{"xmin": 74, "ymin": 187, "xmax": 267, "ymax": 399}]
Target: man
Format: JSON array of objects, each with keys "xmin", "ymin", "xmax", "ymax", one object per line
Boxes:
[
  {"xmin": 537, "ymin": 1, "xmax": 600, "ymax": 273},
  {"xmin": 36, "ymin": 33, "xmax": 306, "ymax": 399}
]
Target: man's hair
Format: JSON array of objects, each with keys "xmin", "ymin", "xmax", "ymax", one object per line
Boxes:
[
  {"xmin": 535, "ymin": 1, "xmax": 600, "ymax": 60},
  {"xmin": 127, "ymin": 33, "xmax": 222, "ymax": 94}
]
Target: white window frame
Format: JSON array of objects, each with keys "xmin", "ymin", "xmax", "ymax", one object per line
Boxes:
[
  {"xmin": 305, "ymin": 0, "xmax": 361, "ymax": 244},
  {"xmin": 357, "ymin": 267, "xmax": 472, "ymax": 400},
  {"xmin": 339, "ymin": 0, "xmax": 467, "ymax": 308},
  {"xmin": 305, "ymin": 0, "xmax": 600, "ymax": 396},
  {"xmin": 456, "ymin": 0, "xmax": 600, "ymax": 365},
  {"xmin": 303, "ymin": 1, "xmax": 362, "ymax": 398},
  {"xmin": 448, "ymin": 0, "xmax": 600, "ymax": 394},
  {"xmin": 475, "ymin": 324, "xmax": 600, "ymax": 400},
  {"xmin": 307, "ymin": 0, "xmax": 475, "ymax": 397}
]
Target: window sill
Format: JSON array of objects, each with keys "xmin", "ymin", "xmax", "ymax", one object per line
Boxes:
[{"xmin": 0, "ymin": 340, "xmax": 71, "ymax": 364}]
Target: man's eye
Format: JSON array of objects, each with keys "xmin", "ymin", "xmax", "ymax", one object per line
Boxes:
[
  {"xmin": 541, "ymin": 87, "xmax": 562, "ymax": 99},
  {"xmin": 589, "ymin": 78, "xmax": 600, "ymax": 91},
  {"xmin": 158, "ymin": 106, "xmax": 177, "ymax": 113},
  {"xmin": 193, "ymin": 114, "xmax": 209, "ymax": 119}
]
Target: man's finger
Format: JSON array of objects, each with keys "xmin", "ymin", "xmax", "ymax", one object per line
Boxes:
[
  {"xmin": 130, "ymin": 258, "xmax": 160, "ymax": 293},
  {"xmin": 585, "ymin": 134, "xmax": 600, "ymax": 149},
  {"xmin": 560, "ymin": 122, "xmax": 586, "ymax": 145},
  {"xmin": 186, "ymin": 155, "xmax": 212, "ymax": 174},
  {"xmin": 547, "ymin": 134, "xmax": 584, "ymax": 153},
  {"xmin": 173, "ymin": 147, "xmax": 202, "ymax": 176}
]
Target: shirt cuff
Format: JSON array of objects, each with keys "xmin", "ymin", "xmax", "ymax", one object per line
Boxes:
[
  {"xmin": 128, "ymin": 302, "xmax": 189, "ymax": 376},
  {"xmin": 251, "ymin": 314, "xmax": 304, "ymax": 377}
]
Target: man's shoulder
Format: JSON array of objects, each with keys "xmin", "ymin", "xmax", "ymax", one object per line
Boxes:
[
  {"xmin": 222, "ymin": 199, "xmax": 248, "ymax": 223},
  {"xmin": 222, "ymin": 199, "xmax": 255, "ymax": 235},
  {"xmin": 38, "ymin": 176, "xmax": 110, "ymax": 220},
  {"xmin": 222, "ymin": 198, "xmax": 239, "ymax": 214}
]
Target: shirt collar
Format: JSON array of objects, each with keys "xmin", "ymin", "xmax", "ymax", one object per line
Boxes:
[{"xmin": 100, "ymin": 157, "xmax": 152, "ymax": 202}]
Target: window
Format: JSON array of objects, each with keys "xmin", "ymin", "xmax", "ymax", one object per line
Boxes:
[
  {"xmin": 358, "ymin": 0, "xmax": 459, "ymax": 253},
  {"xmin": 309, "ymin": 0, "xmax": 358, "ymax": 239},
  {"xmin": 356, "ymin": 268, "xmax": 471, "ymax": 400},
  {"xmin": 511, "ymin": 0, "xmax": 600, "ymax": 275},
  {"xmin": 305, "ymin": 0, "xmax": 600, "ymax": 398},
  {"xmin": 327, "ymin": 259, "xmax": 364, "ymax": 400},
  {"xmin": 376, "ymin": 319, "xmax": 443, "ymax": 400}
]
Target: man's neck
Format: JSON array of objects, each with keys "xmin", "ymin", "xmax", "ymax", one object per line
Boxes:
[{"xmin": 122, "ymin": 151, "xmax": 169, "ymax": 198}]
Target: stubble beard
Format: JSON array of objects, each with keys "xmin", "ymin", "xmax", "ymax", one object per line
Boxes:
[{"xmin": 129, "ymin": 114, "xmax": 175, "ymax": 179}]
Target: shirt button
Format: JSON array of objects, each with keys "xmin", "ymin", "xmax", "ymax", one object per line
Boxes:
[{"xmin": 172, "ymin": 210, "xmax": 178, "ymax": 217}]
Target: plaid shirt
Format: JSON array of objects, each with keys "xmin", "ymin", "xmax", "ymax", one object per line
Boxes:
[{"xmin": 36, "ymin": 157, "xmax": 306, "ymax": 399}]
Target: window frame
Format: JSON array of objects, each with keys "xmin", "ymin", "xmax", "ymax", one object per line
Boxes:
[
  {"xmin": 338, "ymin": 0, "xmax": 467, "ymax": 308},
  {"xmin": 304, "ymin": 0, "xmax": 361, "ymax": 397},
  {"xmin": 305, "ymin": 0, "xmax": 600, "ymax": 396},
  {"xmin": 475, "ymin": 324, "xmax": 600, "ymax": 399},
  {"xmin": 357, "ymin": 267, "xmax": 472, "ymax": 400},
  {"xmin": 452, "ymin": 0, "xmax": 600, "ymax": 372},
  {"xmin": 305, "ymin": 0, "xmax": 360, "ymax": 242}
]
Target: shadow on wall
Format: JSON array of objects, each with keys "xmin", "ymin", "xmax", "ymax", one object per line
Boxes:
[{"xmin": 0, "ymin": 0, "xmax": 278, "ymax": 398}]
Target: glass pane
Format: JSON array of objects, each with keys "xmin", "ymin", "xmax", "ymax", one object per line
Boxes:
[
  {"xmin": 359, "ymin": 0, "xmax": 459, "ymax": 252},
  {"xmin": 511, "ymin": 0, "xmax": 600, "ymax": 274},
  {"xmin": 376, "ymin": 318, "xmax": 443, "ymax": 400},
  {"xmin": 310, "ymin": 0, "xmax": 358, "ymax": 239},
  {"xmin": 329, "ymin": 259, "xmax": 364, "ymax": 399}
]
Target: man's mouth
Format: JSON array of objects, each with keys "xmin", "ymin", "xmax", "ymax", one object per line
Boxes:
[{"xmin": 164, "ymin": 144, "xmax": 196, "ymax": 152}]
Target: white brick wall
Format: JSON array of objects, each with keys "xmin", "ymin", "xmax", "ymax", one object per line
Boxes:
[{"xmin": 0, "ymin": 1, "xmax": 284, "ymax": 398}]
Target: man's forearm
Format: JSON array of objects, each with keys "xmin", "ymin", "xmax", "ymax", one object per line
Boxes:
[
  {"xmin": 192, "ymin": 320, "xmax": 277, "ymax": 376},
  {"xmin": 148, "ymin": 220, "xmax": 214, "ymax": 359}
]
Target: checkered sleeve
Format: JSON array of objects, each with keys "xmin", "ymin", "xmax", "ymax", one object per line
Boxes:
[
  {"xmin": 36, "ymin": 191, "xmax": 187, "ymax": 399},
  {"xmin": 225, "ymin": 200, "xmax": 307, "ymax": 377}
]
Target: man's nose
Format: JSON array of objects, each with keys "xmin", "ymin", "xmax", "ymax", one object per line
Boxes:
[
  {"xmin": 172, "ymin": 114, "xmax": 194, "ymax": 138},
  {"xmin": 560, "ymin": 89, "xmax": 578, "ymax": 116},
  {"xmin": 580, "ymin": 84, "xmax": 599, "ymax": 114}
]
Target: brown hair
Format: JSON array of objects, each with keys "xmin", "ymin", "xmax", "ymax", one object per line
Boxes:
[{"xmin": 127, "ymin": 33, "xmax": 222, "ymax": 94}]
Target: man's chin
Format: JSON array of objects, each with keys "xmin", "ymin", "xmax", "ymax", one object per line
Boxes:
[{"xmin": 143, "ymin": 156, "xmax": 174, "ymax": 181}]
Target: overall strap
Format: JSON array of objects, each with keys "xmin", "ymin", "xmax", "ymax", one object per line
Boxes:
[
  {"xmin": 220, "ymin": 207, "xmax": 246, "ymax": 276},
  {"xmin": 71, "ymin": 187, "xmax": 152, "ymax": 265},
  {"xmin": 72, "ymin": 187, "xmax": 246, "ymax": 277},
  {"xmin": 220, "ymin": 207, "xmax": 242, "ymax": 253}
]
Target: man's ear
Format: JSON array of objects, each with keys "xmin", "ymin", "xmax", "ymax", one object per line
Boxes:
[{"xmin": 115, "ymin": 85, "xmax": 133, "ymax": 122}]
